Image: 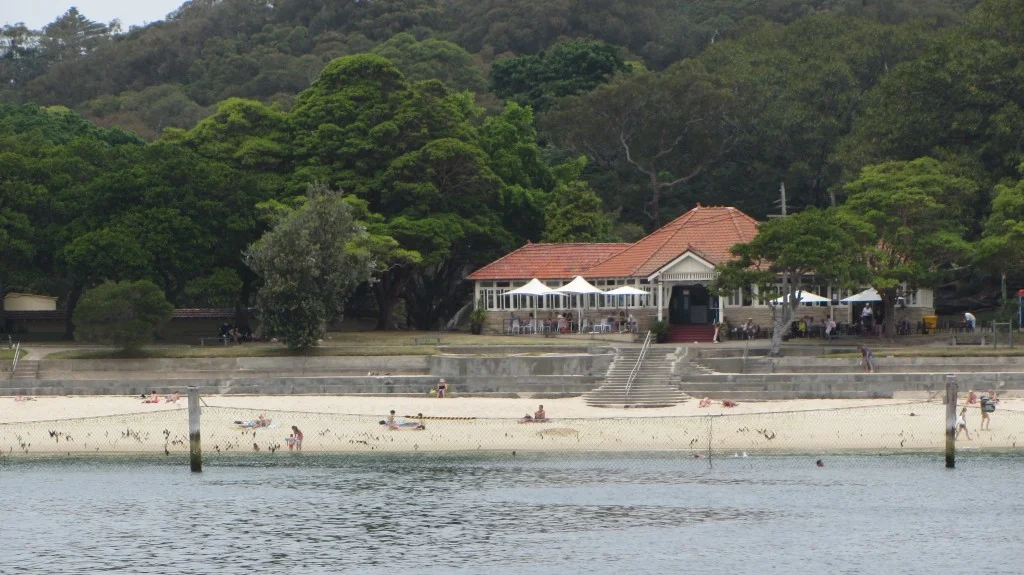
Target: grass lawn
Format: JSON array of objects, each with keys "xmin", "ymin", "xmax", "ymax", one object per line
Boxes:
[{"xmin": 0, "ymin": 348, "xmax": 23, "ymax": 360}]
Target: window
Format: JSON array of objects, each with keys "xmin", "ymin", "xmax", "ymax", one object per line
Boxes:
[{"xmin": 727, "ymin": 288, "xmax": 742, "ymax": 307}]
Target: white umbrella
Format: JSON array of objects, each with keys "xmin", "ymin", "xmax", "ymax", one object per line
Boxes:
[
  {"xmin": 604, "ymin": 286, "xmax": 648, "ymax": 331},
  {"xmin": 505, "ymin": 278, "xmax": 557, "ymax": 296},
  {"xmin": 505, "ymin": 278, "xmax": 557, "ymax": 334},
  {"xmin": 555, "ymin": 276, "xmax": 603, "ymax": 332},
  {"xmin": 604, "ymin": 286, "xmax": 648, "ymax": 296},
  {"xmin": 771, "ymin": 290, "xmax": 831, "ymax": 304},
  {"xmin": 840, "ymin": 288, "xmax": 881, "ymax": 303}
]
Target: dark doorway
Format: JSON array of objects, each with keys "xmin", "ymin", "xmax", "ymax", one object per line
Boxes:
[{"xmin": 669, "ymin": 284, "xmax": 713, "ymax": 325}]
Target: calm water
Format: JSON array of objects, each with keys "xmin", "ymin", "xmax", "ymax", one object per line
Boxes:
[{"xmin": 2, "ymin": 453, "xmax": 1023, "ymax": 575}]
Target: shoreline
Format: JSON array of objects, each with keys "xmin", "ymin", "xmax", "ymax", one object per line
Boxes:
[{"xmin": 3, "ymin": 396, "xmax": 1022, "ymax": 454}]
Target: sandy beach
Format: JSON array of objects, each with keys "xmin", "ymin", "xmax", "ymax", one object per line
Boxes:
[{"xmin": 3, "ymin": 395, "xmax": 1023, "ymax": 455}]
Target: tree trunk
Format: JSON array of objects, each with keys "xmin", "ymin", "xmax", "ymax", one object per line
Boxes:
[
  {"xmin": 648, "ymin": 174, "xmax": 661, "ymax": 228},
  {"xmin": 770, "ymin": 300, "xmax": 797, "ymax": 357},
  {"xmin": 63, "ymin": 284, "xmax": 83, "ymax": 340},
  {"xmin": 0, "ymin": 280, "xmax": 7, "ymax": 335},
  {"xmin": 372, "ymin": 268, "xmax": 410, "ymax": 331},
  {"xmin": 882, "ymin": 286, "xmax": 899, "ymax": 340}
]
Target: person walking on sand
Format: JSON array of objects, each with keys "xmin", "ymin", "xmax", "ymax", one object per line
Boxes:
[
  {"xmin": 291, "ymin": 426, "xmax": 303, "ymax": 450},
  {"xmin": 859, "ymin": 345, "xmax": 874, "ymax": 373},
  {"xmin": 980, "ymin": 391, "xmax": 997, "ymax": 430},
  {"xmin": 955, "ymin": 407, "xmax": 972, "ymax": 440}
]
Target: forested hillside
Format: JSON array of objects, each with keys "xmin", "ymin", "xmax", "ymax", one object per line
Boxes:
[{"xmin": 3, "ymin": 0, "xmax": 1023, "ymax": 334}]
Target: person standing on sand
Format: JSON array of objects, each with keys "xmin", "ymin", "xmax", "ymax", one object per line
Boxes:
[
  {"xmin": 955, "ymin": 407, "xmax": 972, "ymax": 440},
  {"xmin": 291, "ymin": 426, "xmax": 303, "ymax": 450},
  {"xmin": 859, "ymin": 345, "xmax": 874, "ymax": 373}
]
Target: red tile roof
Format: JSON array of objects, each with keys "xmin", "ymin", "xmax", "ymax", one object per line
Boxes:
[
  {"xmin": 467, "ymin": 243, "xmax": 631, "ymax": 281},
  {"xmin": 468, "ymin": 206, "xmax": 761, "ymax": 281},
  {"xmin": 584, "ymin": 206, "xmax": 759, "ymax": 278}
]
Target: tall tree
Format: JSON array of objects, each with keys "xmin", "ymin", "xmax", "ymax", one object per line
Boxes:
[
  {"xmin": 839, "ymin": 157, "xmax": 974, "ymax": 337},
  {"xmin": 716, "ymin": 208, "xmax": 870, "ymax": 355},
  {"xmin": 244, "ymin": 184, "xmax": 374, "ymax": 349},
  {"xmin": 544, "ymin": 61, "xmax": 738, "ymax": 227},
  {"xmin": 490, "ymin": 38, "xmax": 628, "ymax": 112}
]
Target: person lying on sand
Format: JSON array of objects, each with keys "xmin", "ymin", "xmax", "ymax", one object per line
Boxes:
[
  {"xmin": 165, "ymin": 392, "xmax": 180, "ymax": 403},
  {"xmin": 380, "ymin": 411, "xmax": 426, "ymax": 430},
  {"xmin": 235, "ymin": 414, "xmax": 272, "ymax": 428},
  {"xmin": 699, "ymin": 397, "xmax": 712, "ymax": 408},
  {"xmin": 722, "ymin": 399, "xmax": 739, "ymax": 408}
]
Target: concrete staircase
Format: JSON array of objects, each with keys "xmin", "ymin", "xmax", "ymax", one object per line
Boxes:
[
  {"xmin": 10, "ymin": 360, "xmax": 39, "ymax": 381},
  {"xmin": 668, "ymin": 324, "xmax": 716, "ymax": 343},
  {"xmin": 585, "ymin": 347, "xmax": 689, "ymax": 408}
]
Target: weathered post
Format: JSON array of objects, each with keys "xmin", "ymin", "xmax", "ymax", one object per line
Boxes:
[
  {"xmin": 188, "ymin": 386, "xmax": 202, "ymax": 472},
  {"xmin": 945, "ymin": 374, "xmax": 957, "ymax": 469}
]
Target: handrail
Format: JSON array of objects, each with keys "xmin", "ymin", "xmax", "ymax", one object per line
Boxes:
[
  {"xmin": 624, "ymin": 330, "xmax": 652, "ymax": 400},
  {"xmin": 10, "ymin": 342, "xmax": 21, "ymax": 373}
]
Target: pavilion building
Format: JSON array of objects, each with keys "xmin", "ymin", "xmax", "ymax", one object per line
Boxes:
[{"xmin": 467, "ymin": 205, "xmax": 935, "ymax": 341}]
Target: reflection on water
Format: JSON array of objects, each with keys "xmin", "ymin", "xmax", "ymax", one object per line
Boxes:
[{"xmin": 2, "ymin": 453, "xmax": 1024, "ymax": 574}]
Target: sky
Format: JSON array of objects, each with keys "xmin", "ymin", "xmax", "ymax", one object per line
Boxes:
[{"xmin": 4, "ymin": 0, "xmax": 186, "ymax": 29}]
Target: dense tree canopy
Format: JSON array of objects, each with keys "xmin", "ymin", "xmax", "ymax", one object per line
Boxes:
[{"xmin": 5, "ymin": 0, "xmax": 1023, "ymax": 336}]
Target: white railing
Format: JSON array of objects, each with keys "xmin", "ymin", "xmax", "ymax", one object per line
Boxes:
[
  {"xmin": 10, "ymin": 342, "xmax": 21, "ymax": 373},
  {"xmin": 660, "ymin": 272, "xmax": 719, "ymax": 281},
  {"xmin": 624, "ymin": 331, "xmax": 653, "ymax": 400}
]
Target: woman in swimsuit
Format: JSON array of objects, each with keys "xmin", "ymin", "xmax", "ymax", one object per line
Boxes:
[
  {"xmin": 291, "ymin": 426, "xmax": 303, "ymax": 450},
  {"xmin": 955, "ymin": 407, "xmax": 971, "ymax": 440},
  {"xmin": 436, "ymin": 378, "xmax": 448, "ymax": 399}
]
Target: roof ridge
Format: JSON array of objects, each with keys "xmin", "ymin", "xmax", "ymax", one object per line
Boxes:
[
  {"xmin": 728, "ymin": 208, "xmax": 744, "ymax": 239},
  {"xmin": 631, "ymin": 208, "xmax": 699, "ymax": 276}
]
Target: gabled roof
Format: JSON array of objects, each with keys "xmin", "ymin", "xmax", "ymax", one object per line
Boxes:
[
  {"xmin": 583, "ymin": 205, "xmax": 759, "ymax": 278},
  {"xmin": 467, "ymin": 242, "xmax": 631, "ymax": 281}
]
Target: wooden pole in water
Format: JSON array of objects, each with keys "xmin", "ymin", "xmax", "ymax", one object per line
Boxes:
[
  {"xmin": 188, "ymin": 386, "xmax": 202, "ymax": 472},
  {"xmin": 945, "ymin": 374, "xmax": 957, "ymax": 469}
]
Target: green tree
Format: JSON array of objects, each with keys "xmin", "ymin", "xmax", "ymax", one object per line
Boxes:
[
  {"xmin": 544, "ymin": 61, "xmax": 738, "ymax": 228},
  {"xmin": 73, "ymin": 279, "xmax": 174, "ymax": 350},
  {"xmin": 839, "ymin": 157, "xmax": 974, "ymax": 337},
  {"xmin": 838, "ymin": 0, "xmax": 1024, "ymax": 208},
  {"xmin": 373, "ymin": 32, "xmax": 487, "ymax": 93},
  {"xmin": 183, "ymin": 268, "xmax": 244, "ymax": 308},
  {"xmin": 290, "ymin": 54, "xmax": 528, "ymax": 330},
  {"xmin": 490, "ymin": 39, "xmax": 628, "ymax": 112},
  {"xmin": 244, "ymin": 184, "xmax": 373, "ymax": 349},
  {"xmin": 542, "ymin": 181, "xmax": 615, "ymax": 242},
  {"xmin": 716, "ymin": 208, "xmax": 870, "ymax": 355},
  {"xmin": 975, "ymin": 166, "xmax": 1024, "ymax": 291}
]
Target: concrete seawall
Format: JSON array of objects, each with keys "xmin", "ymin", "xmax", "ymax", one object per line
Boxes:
[{"xmin": 2, "ymin": 352, "xmax": 613, "ymax": 398}]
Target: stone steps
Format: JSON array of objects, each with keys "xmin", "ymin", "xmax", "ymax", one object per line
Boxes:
[
  {"xmin": 585, "ymin": 347, "xmax": 687, "ymax": 408},
  {"xmin": 10, "ymin": 360, "xmax": 39, "ymax": 380}
]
